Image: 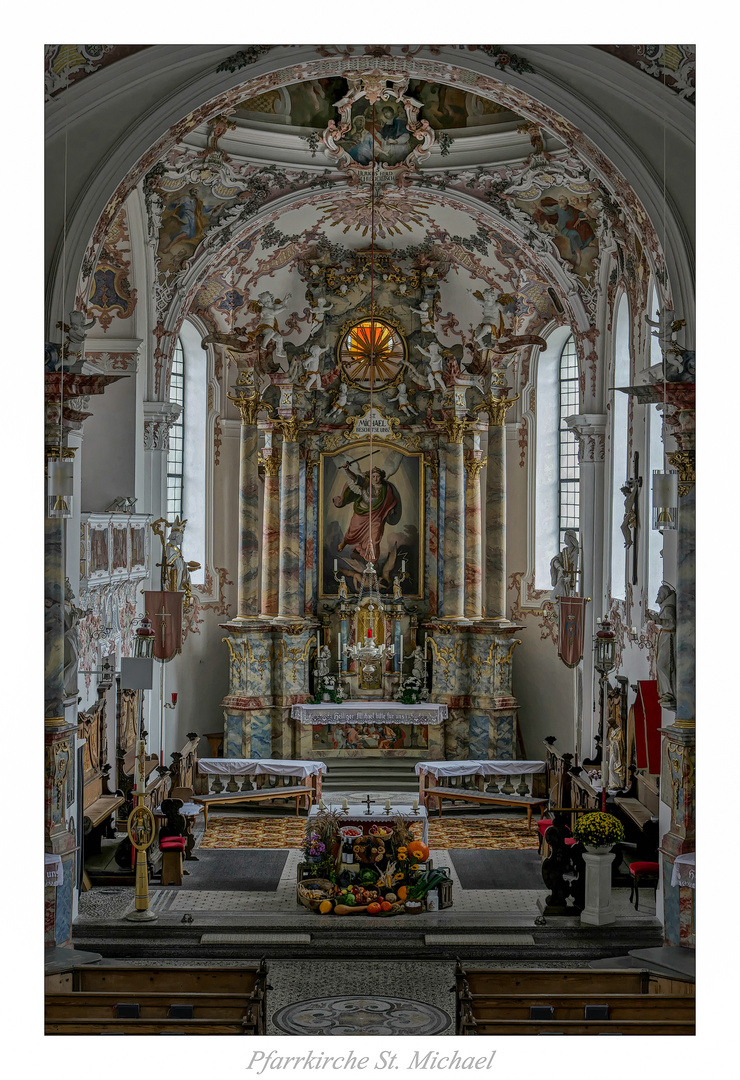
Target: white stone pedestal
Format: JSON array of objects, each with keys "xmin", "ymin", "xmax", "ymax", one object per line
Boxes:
[{"xmin": 580, "ymin": 847, "xmax": 615, "ymax": 926}]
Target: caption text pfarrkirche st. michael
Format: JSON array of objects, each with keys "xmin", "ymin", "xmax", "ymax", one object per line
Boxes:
[{"xmin": 246, "ymin": 1050, "xmax": 497, "ymax": 1074}]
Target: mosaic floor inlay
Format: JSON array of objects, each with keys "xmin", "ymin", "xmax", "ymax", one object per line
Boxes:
[{"xmin": 273, "ymin": 994, "xmax": 452, "ymax": 1035}]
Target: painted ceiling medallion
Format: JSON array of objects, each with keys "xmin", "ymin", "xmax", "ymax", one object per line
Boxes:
[
  {"xmin": 321, "ymin": 71, "xmax": 435, "ymax": 184},
  {"xmin": 339, "ymin": 319, "xmax": 406, "ymax": 390}
]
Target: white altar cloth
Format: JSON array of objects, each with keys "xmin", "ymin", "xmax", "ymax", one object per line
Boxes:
[
  {"xmin": 197, "ymin": 758, "xmax": 327, "ymax": 778},
  {"xmin": 153, "ymin": 802, "xmax": 204, "ymax": 818},
  {"xmin": 415, "ymin": 759, "xmax": 545, "ymax": 778},
  {"xmin": 308, "ymin": 802, "xmax": 429, "ymax": 846},
  {"xmin": 292, "ymin": 702, "xmax": 448, "ymax": 726},
  {"xmin": 671, "ymin": 852, "xmax": 696, "ymax": 889}
]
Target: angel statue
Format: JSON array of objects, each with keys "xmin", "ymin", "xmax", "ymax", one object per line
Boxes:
[
  {"xmin": 409, "ymin": 300, "xmax": 435, "ymax": 333},
  {"xmin": 386, "ymin": 381, "xmax": 418, "ymax": 416},
  {"xmin": 414, "ymin": 340, "xmax": 447, "ymax": 394},
  {"xmin": 310, "ymin": 296, "xmax": 332, "ymax": 329},
  {"xmin": 472, "ymin": 286, "xmax": 508, "ymax": 347},
  {"xmin": 301, "ymin": 343, "xmax": 328, "ymax": 392},
  {"xmin": 326, "ymin": 382, "xmax": 349, "ymax": 420},
  {"xmin": 646, "ymin": 583, "xmax": 677, "ymax": 710},
  {"xmin": 254, "ymin": 290, "xmax": 291, "ymax": 355}
]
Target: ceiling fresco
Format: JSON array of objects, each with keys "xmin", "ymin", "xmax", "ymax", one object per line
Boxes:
[{"xmin": 235, "ymin": 76, "xmax": 523, "ymax": 132}]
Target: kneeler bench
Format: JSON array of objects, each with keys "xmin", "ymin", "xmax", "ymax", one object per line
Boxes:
[
  {"xmin": 192, "ymin": 786, "xmax": 312, "ymax": 830},
  {"xmin": 423, "ymin": 786, "xmax": 548, "ymax": 831}
]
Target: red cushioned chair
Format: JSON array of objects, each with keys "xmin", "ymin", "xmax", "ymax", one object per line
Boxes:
[
  {"xmin": 629, "ymin": 860, "xmax": 659, "ymax": 910},
  {"xmin": 159, "ymin": 835, "xmax": 187, "ymax": 886}
]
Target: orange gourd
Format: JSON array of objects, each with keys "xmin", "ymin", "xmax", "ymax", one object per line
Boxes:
[
  {"xmin": 407, "ymin": 840, "xmax": 429, "ymax": 861},
  {"xmin": 397, "ymin": 885, "xmax": 407, "ymax": 901}
]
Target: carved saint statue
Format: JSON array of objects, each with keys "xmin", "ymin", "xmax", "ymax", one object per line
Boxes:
[
  {"xmin": 411, "ymin": 645, "xmax": 426, "ymax": 684},
  {"xmin": 316, "ymin": 644, "xmax": 332, "ymax": 680},
  {"xmin": 550, "ymin": 530, "xmax": 580, "ymax": 599},
  {"xmin": 63, "ymin": 578, "xmax": 86, "ymax": 698},
  {"xmin": 646, "ymin": 583, "xmax": 677, "ymax": 710},
  {"xmin": 153, "ymin": 517, "xmax": 201, "ymax": 602}
]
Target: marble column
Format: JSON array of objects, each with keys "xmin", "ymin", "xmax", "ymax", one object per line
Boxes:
[
  {"xmin": 566, "ymin": 413, "xmax": 607, "ymax": 755},
  {"xmin": 228, "ymin": 374, "xmax": 260, "ymax": 620},
  {"xmin": 275, "ymin": 417, "xmax": 303, "ymax": 622},
  {"xmin": 464, "ymin": 451, "xmax": 485, "ymax": 619},
  {"xmin": 304, "ymin": 458, "xmax": 318, "ymax": 616},
  {"xmin": 441, "ymin": 429, "xmax": 466, "ymax": 621},
  {"xmin": 481, "ymin": 392, "xmax": 517, "ymax": 621},
  {"xmin": 259, "ymin": 450, "xmax": 281, "ymax": 617}
]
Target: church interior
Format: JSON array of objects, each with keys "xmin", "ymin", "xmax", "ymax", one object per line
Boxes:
[{"xmin": 40, "ymin": 39, "xmax": 702, "ymax": 1043}]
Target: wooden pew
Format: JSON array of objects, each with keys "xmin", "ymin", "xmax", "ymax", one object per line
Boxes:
[
  {"xmin": 58, "ymin": 961, "xmax": 269, "ymax": 1034},
  {"xmin": 454, "ymin": 963, "xmax": 695, "ymax": 1036},
  {"xmin": 464, "ymin": 1019, "xmax": 694, "ymax": 1035},
  {"xmin": 45, "ymin": 1017, "xmax": 256, "ymax": 1035},
  {"xmin": 45, "ymin": 991, "xmax": 260, "ymax": 1021},
  {"xmin": 78, "ymin": 697, "xmax": 125, "ymax": 857}
]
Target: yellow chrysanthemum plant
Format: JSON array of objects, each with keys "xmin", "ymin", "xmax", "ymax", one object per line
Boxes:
[{"xmin": 572, "ymin": 812, "xmax": 625, "ymax": 848}]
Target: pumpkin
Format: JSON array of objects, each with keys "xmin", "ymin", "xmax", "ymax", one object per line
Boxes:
[
  {"xmin": 367, "ymin": 902, "xmax": 382, "ymax": 915},
  {"xmin": 396, "ymin": 885, "xmax": 407, "ymax": 901},
  {"xmin": 408, "ymin": 840, "xmax": 429, "ymax": 861},
  {"xmin": 319, "ymin": 899, "xmax": 334, "ymax": 914}
]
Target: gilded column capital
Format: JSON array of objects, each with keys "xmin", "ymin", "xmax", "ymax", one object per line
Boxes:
[
  {"xmin": 464, "ymin": 455, "xmax": 487, "ymax": 484},
  {"xmin": 273, "ymin": 413, "xmax": 314, "ymax": 443},
  {"xmin": 227, "ymin": 389, "xmax": 260, "ymax": 426},
  {"xmin": 305, "ymin": 457, "xmax": 319, "ymax": 481},
  {"xmin": 478, "ymin": 391, "xmax": 519, "ymax": 428},
  {"xmin": 433, "ymin": 416, "xmax": 476, "ymax": 444},
  {"xmin": 666, "ymin": 448, "xmax": 695, "ymax": 497},
  {"xmin": 258, "ymin": 452, "xmax": 281, "ymax": 476}
]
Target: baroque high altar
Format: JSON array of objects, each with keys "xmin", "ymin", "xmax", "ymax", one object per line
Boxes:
[{"xmin": 218, "ymin": 268, "xmax": 524, "ymax": 764}]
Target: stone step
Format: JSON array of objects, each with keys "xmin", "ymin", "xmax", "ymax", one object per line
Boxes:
[{"xmin": 323, "ymin": 757, "xmax": 424, "ymax": 792}]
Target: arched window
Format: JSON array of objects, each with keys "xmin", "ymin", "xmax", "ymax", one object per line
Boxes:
[
  {"xmin": 610, "ymin": 294, "xmax": 631, "ymax": 600},
  {"xmin": 534, "ymin": 327, "xmax": 579, "ymax": 588},
  {"xmin": 558, "ymin": 335, "xmax": 580, "ymax": 551},
  {"xmin": 166, "ymin": 337, "xmax": 184, "ymax": 519}
]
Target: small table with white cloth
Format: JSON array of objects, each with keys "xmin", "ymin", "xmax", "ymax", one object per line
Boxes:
[
  {"xmin": 415, "ymin": 760, "xmax": 548, "ymax": 829},
  {"xmin": 308, "ymin": 800, "xmax": 429, "ymax": 847},
  {"xmin": 193, "ymin": 758, "xmax": 327, "ymax": 828}
]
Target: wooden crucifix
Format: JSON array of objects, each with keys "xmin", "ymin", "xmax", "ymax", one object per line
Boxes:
[{"xmin": 620, "ymin": 451, "xmax": 642, "ymax": 585}]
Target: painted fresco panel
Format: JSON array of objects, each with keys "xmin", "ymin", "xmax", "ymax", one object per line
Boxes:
[{"xmin": 311, "ymin": 722, "xmax": 428, "ymax": 753}]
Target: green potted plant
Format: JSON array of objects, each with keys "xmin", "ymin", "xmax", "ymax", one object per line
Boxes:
[{"xmin": 572, "ymin": 811, "xmax": 624, "ymax": 853}]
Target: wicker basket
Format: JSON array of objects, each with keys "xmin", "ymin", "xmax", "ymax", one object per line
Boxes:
[{"xmin": 297, "ymin": 878, "xmax": 333, "ymax": 910}]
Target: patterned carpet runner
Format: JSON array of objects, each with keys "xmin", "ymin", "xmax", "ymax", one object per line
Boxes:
[{"xmin": 200, "ymin": 816, "xmax": 539, "ymax": 851}]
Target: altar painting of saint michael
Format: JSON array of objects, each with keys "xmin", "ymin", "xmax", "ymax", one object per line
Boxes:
[{"xmin": 320, "ymin": 442, "xmax": 423, "ymax": 598}]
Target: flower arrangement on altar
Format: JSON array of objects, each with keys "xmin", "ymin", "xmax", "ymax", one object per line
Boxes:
[
  {"xmin": 312, "ymin": 673, "xmax": 343, "ymax": 704},
  {"xmin": 572, "ymin": 811, "xmax": 624, "ymax": 848},
  {"xmin": 304, "ymin": 832, "xmax": 327, "ymax": 863}
]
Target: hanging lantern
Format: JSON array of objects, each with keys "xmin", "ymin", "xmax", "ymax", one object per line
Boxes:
[
  {"xmin": 134, "ymin": 613, "xmax": 156, "ymax": 658},
  {"xmin": 652, "ymin": 469, "xmax": 678, "ymax": 531},
  {"xmin": 593, "ymin": 618, "xmax": 617, "ymax": 675},
  {"xmin": 47, "ymin": 458, "xmax": 74, "ymax": 519}
]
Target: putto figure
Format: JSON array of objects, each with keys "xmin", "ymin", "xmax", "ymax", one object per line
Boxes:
[{"xmin": 414, "ymin": 340, "xmax": 447, "ymax": 394}]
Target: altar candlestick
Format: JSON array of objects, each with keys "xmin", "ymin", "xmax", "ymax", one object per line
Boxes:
[
  {"xmin": 399, "ymin": 635, "xmax": 403, "ymax": 669},
  {"xmin": 342, "ymin": 798, "xmax": 348, "ymax": 811},
  {"xmin": 334, "ymin": 559, "xmax": 338, "ymax": 571},
  {"xmin": 412, "ymin": 798, "xmax": 419, "ymax": 811},
  {"xmin": 385, "ymin": 798, "xmax": 391, "ymax": 810}
]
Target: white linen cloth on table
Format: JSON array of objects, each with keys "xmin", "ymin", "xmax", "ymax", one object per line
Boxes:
[
  {"xmin": 415, "ymin": 760, "xmax": 545, "ymax": 778},
  {"xmin": 197, "ymin": 758, "xmax": 327, "ymax": 778},
  {"xmin": 308, "ymin": 803, "xmax": 429, "ymax": 847},
  {"xmin": 45, "ymin": 852, "xmax": 63, "ymax": 887},
  {"xmin": 291, "ymin": 702, "xmax": 447, "ymax": 725},
  {"xmin": 671, "ymin": 851, "xmax": 696, "ymax": 888}
]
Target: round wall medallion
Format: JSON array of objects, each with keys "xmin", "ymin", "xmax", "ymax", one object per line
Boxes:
[{"xmin": 273, "ymin": 995, "xmax": 451, "ymax": 1035}]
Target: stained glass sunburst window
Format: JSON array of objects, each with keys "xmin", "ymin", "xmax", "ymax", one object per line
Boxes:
[{"xmin": 339, "ymin": 319, "xmax": 406, "ymax": 390}]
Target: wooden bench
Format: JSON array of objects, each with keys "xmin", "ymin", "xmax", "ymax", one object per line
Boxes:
[
  {"xmin": 460, "ymin": 993, "xmax": 695, "ymax": 1025},
  {"xmin": 63, "ymin": 962, "xmax": 269, "ymax": 1034},
  {"xmin": 423, "ymin": 786, "xmax": 548, "ymax": 830},
  {"xmin": 45, "ymin": 1017, "xmax": 256, "ymax": 1035},
  {"xmin": 454, "ymin": 963, "xmax": 695, "ymax": 1036},
  {"xmin": 192, "ymin": 786, "xmax": 313, "ymax": 830},
  {"xmin": 463, "ymin": 1018, "xmax": 694, "ymax": 1035}
]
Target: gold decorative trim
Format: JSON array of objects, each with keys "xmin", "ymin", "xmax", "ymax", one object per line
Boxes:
[
  {"xmin": 258, "ymin": 452, "xmax": 281, "ymax": 476},
  {"xmin": 346, "ymin": 403, "xmax": 401, "ymax": 443},
  {"xmin": 478, "ymin": 391, "xmax": 520, "ymax": 428},
  {"xmin": 464, "ymin": 456, "xmax": 487, "ymax": 484},
  {"xmin": 432, "ymin": 416, "xmax": 476, "ymax": 444},
  {"xmin": 272, "ymin": 413, "xmax": 314, "ymax": 443},
  {"xmin": 666, "ymin": 449, "xmax": 695, "ymax": 497},
  {"xmin": 227, "ymin": 389, "xmax": 260, "ymax": 426}
]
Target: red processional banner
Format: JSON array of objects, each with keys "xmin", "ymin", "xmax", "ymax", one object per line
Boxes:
[
  {"xmin": 557, "ymin": 596, "xmax": 588, "ymax": 668},
  {"xmin": 144, "ymin": 590, "xmax": 183, "ymax": 661}
]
